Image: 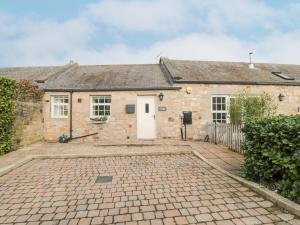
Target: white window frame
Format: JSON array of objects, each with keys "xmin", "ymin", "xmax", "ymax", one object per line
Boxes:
[
  {"xmin": 90, "ymin": 96, "xmax": 112, "ymax": 119},
  {"xmin": 211, "ymin": 95, "xmax": 234, "ymax": 123},
  {"xmin": 51, "ymin": 96, "xmax": 69, "ymax": 118}
]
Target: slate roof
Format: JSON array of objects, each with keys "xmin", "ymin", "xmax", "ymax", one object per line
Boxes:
[
  {"xmin": 0, "ymin": 65, "xmax": 71, "ymax": 82},
  {"xmin": 0, "ymin": 63, "xmax": 177, "ymax": 91},
  {"xmin": 45, "ymin": 64, "xmax": 175, "ymax": 91},
  {"xmin": 161, "ymin": 57, "xmax": 300, "ymax": 85},
  {"xmin": 1, "ymin": 58, "xmax": 300, "ymax": 91}
]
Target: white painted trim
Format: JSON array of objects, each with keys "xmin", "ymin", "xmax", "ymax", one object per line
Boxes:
[
  {"xmin": 89, "ymin": 95, "xmax": 112, "ymax": 120},
  {"xmin": 50, "ymin": 95, "xmax": 69, "ymax": 119},
  {"xmin": 211, "ymin": 95, "xmax": 235, "ymax": 123}
]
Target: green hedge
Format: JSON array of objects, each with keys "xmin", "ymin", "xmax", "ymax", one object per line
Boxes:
[
  {"xmin": 242, "ymin": 115, "xmax": 300, "ymax": 203},
  {"xmin": 0, "ymin": 77, "xmax": 16, "ymax": 155}
]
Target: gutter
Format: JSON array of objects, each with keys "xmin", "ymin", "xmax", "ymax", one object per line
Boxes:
[
  {"xmin": 44, "ymin": 87, "xmax": 181, "ymax": 92},
  {"xmin": 69, "ymin": 90, "xmax": 73, "ymax": 139},
  {"xmin": 174, "ymin": 80, "xmax": 300, "ymax": 86}
]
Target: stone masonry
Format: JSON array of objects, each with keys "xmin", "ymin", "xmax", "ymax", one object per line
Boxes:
[
  {"xmin": 43, "ymin": 84, "xmax": 300, "ymax": 143},
  {"xmin": 13, "ymin": 101, "xmax": 44, "ymax": 149}
]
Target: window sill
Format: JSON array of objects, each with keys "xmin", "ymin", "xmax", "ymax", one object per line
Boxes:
[{"xmin": 89, "ymin": 118, "xmax": 109, "ymax": 124}]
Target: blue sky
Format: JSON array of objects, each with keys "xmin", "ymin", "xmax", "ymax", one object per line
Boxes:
[{"xmin": 1, "ymin": 0, "xmax": 300, "ymax": 66}]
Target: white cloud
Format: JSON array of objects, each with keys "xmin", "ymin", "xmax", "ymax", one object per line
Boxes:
[
  {"xmin": 86, "ymin": 0, "xmax": 188, "ymax": 33},
  {"xmin": 67, "ymin": 32, "xmax": 300, "ymax": 65},
  {"xmin": 0, "ymin": 15, "xmax": 94, "ymax": 66},
  {"xmin": 0, "ymin": 0, "xmax": 300, "ymax": 66},
  {"xmin": 86, "ymin": 0, "xmax": 280, "ymax": 34},
  {"xmin": 191, "ymin": 0, "xmax": 276, "ymax": 28}
]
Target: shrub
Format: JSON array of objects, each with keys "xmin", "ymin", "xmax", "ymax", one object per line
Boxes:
[
  {"xmin": 16, "ymin": 79, "xmax": 44, "ymax": 102},
  {"xmin": 242, "ymin": 115, "xmax": 300, "ymax": 203},
  {"xmin": 230, "ymin": 92, "xmax": 277, "ymax": 124},
  {"xmin": 0, "ymin": 77, "xmax": 16, "ymax": 155}
]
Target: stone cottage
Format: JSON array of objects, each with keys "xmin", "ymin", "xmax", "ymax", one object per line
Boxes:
[{"xmin": 1, "ymin": 57, "xmax": 300, "ymax": 144}]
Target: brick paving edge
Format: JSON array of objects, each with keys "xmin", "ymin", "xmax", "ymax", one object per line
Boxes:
[
  {"xmin": 0, "ymin": 150, "xmax": 192, "ymax": 177},
  {"xmin": 0, "ymin": 156, "xmax": 33, "ymax": 177},
  {"xmin": 192, "ymin": 150, "xmax": 300, "ymax": 217}
]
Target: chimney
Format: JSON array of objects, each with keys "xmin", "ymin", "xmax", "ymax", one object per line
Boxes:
[{"xmin": 249, "ymin": 52, "xmax": 254, "ymax": 69}]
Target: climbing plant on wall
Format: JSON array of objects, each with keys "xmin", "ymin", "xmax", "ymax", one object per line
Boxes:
[
  {"xmin": 16, "ymin": 79, "xmax": 44, "ymax": 102},
  {"xmin": 0, "ymin": 77, "xmax": 16, "ymax": 155}
]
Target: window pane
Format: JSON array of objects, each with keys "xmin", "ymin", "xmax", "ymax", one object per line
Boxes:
[
  {"xmin": 212, "ymin": 97, "xmax": 216, "ymax": 103},
  {"xmin": 91, "ymin": 96, "xmax": 111, "ymax": 118},
  {"xmin": 54, "ymin": 105, "xmax": 59, "ymax": 116},
  {"xmin": 221, "ymin": 103, "xmax": 226, "ymax": 110},
  {"xmin": 145, "ymin": 103, "xmax": 149, "ymax": 113},
  {"xmin": 222, "ymin": 113, "xmax": 227, "ymax": 120},
  {"xmin": 217, "ymin": 104, "xmax": 221, "ymax": 110},
  {"xmin": 54, "ymin": 98, "xmax": 59, "ymax": 103},
  {"xmin": 212, "ymin": 104, "xmax": 216, "ymax": 111},
  {"xmin": 105, "ymin": 98, "xmax": 111, "ymax": 103},
  {"xmin": 217, "ymin": 113, "xmax": 221, "ymax": 119}
]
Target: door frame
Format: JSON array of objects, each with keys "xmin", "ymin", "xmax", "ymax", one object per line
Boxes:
[{"xmin": 136, "ymin": 95, "xmax": 157, "ymax": 140}]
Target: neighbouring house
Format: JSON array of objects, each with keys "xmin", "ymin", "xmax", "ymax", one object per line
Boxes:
[{"xmin": 1, "ymin": 57, "xmax": 300, "ymax": 144}]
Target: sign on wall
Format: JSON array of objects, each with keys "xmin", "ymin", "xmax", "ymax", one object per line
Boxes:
[{"xmin": 158, "ymin": 106, "xmax": 167, "ymax": 111}]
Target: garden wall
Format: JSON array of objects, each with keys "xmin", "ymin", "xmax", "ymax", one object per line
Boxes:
[{"xmin": 12, "ymin": 101, "xmax": 44, "ymax": 149}]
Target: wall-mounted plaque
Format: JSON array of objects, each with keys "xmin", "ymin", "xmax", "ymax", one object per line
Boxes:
[
  {"xmin": 125, "ymin": 104, "xmax": 135, "ymax": 114},
  {"xmin": 158, "ymin": 106, "xmax": 167, "ymax": 111}
]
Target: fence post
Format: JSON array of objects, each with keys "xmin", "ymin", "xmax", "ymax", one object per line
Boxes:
[{"xmin": 214, "ymin": 122, "xmax": 217, "ymax": 144}]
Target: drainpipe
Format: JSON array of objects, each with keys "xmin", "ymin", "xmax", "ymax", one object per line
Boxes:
[{"xmin": 69, "ymin": 90, "xmax": 73, "ymax": 139}]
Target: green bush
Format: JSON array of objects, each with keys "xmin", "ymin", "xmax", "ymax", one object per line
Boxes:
[
  {"xmin": 0, "ymin": 77, "xmax": 16, "ymax": 155},
  {"xmin": 242, "ymin": 115, "xmax": 300, "ymax": 203},
  {"xmin": 230, "ymin": 92, "xmax": 277, "ymax": 124}
]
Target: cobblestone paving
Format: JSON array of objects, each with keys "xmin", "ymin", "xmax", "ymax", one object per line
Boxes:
[{"xmin": 0, "ymin": 154, "xmax": 298, "ymax": 225}]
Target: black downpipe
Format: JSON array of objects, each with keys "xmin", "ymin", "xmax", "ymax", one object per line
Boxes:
[
  {"xmin": 180, "ymin": 116, "xmax": 184, "ymax": 140},
  {"xmin": 69, "ymin": 91, "xmax": 73, "ymax": 139}
]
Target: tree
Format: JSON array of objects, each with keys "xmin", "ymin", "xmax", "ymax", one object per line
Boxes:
[{"xmin": 229, "ymin": 92, "xmax": 277, "ymax": 124}]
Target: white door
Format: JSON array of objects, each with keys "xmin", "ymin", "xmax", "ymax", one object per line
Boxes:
[{"xmin": 137, "ymin": 96, "xmax": 156, "ymax": 139}]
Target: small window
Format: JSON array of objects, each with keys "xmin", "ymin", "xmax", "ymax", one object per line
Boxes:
[
  {"xmin": 51, "ymin": 96, "xmax": 69, "ymax": 118},
  {"xmin": 145, "ymin": 103, "xmax": 149, "ymax": 113},
  {"xmin": 271, "ymin": 72, "xmax": 295, "ymax": 80},
  {"xmin": 90, "ymin": 96, "xmax": 111, "ymax": 119},
  {"xmin": 211, "ymin": 96, "xmax": 231, "ymax": 123}
]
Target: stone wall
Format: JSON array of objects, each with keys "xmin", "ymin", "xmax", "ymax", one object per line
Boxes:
[
  {"xmin": 43, "ymin": 84, "xmax": 300, "ymax": 143},
  {"xmin": 12, "ymin": 101, "xmax": 44, "ymax": 149},
  {"xmin": 173, "ymin": 84, "xmax": 300, "ymax": 140}
]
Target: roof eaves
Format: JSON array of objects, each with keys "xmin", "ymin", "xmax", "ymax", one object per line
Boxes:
[
  {"xmin": 44, "ymin": 86, "xmax": 182, "ymax": 92},
  {"xmin": 174, "ymin": 80, "xmax": 300, "ymax": 86}
]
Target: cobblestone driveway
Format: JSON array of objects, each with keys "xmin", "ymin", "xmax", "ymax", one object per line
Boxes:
[{"xmin": 0, "ymin": 154, "xmax": 298, "ymax": 225}]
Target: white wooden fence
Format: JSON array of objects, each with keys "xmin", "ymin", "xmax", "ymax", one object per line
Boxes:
[{"xmin": 208, "ymin": 123, "xmax": 245, "ymax": 154}]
